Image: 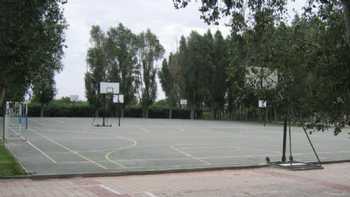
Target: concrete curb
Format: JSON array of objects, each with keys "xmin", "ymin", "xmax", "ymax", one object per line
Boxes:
[
  {"xmin": 1, "ymin": 164, "xmax": 268, "ymax": 180},
  {"xmin": 0, "ymin": 159, "xmax": 349, "ymax": 180}
]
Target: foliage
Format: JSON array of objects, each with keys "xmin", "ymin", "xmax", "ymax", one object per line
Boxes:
[
  {"xmin": 32, "ymin": 68, "xmax": 57, "ymax": 116},
  {"xmin": 151, "ymin": 99, "xmax": 170, "ymax": 109},
  {"xmin": 85, "ymin": 25, "xmax": 164, "ymax": 118},
  {"xmin": 85, "ymin": 25, "xmax": 108, "ymax": 110},
  {"xmin": 160, "ymin": 30, "xmax": 229, "ymax": 119},
  {"xmin": 136, "ymin": 29, "xmax": 165, "ymax": 117},
  {"xmin": 0, "ymin": 0, "xmax": 67, "ymax": 105},
  {"xmin": 105, "ymin": 24, "xmax": 139, "ymax": 106},
  {"xmin": 171, "ymin": 0, "xmax": 350, "ymax": 133},
  {"xmin": 158, "ymin": 59, "xmax": 176, "ymax": 107},
  {"xmin": 28, "ymin": 101, "xmax": 192, "ymax": 119},
  {"xmin": 172, "ymin": 0, "xmax": 349, "ymax": 45}
]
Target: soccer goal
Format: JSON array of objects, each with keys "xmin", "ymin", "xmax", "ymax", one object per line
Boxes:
[{"xmin": 2, "ymin": 101, "xmax": 28, "ymax": 143}]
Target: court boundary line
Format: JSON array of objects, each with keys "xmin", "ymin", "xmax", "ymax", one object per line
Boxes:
[
  {"xmin": 29, "ymin": 127, "xmax": 108, "ymax": 170},
  {"xmin": 105, "ymin": 136, "xmax": 138, "ymax": 169},
  {"xmin": 7, "ymin": 127, "xmax": 57, "ymax": 164},
  {"xmin": 170, "ymin": 145, "xmax": 211, "ymax": 165},
  {"xmin": 138, "ymin": 127, "xmax": 151, "ymax": 133},
  {"xmin": 99, "ymin": 184, "xmax": 122, "ymax": 195},
  {"xmin": 26, "ymin": 140, "xmax": 57, "ymax": 164},
  {"xmin": 144, "ymin": 191, "xmax": 159, "ymax": 197}
]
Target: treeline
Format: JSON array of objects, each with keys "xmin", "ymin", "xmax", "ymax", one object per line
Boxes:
[
  {"xmin": 28, "ymin": 98, "xmax": 192, "ymax": 119},
  {"xmin": 159, "ymin": 30, "xmax": 228, "ymax": 120},
  {"xmin": 159, "ymin": 6, "xmax": 350, "ymax": 126},
  {"xmin": 85, "ymin": 24, "xmax": 164, "ymax": 118}
]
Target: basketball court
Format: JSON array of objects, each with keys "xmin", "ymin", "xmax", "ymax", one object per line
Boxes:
[{"xmin": 4, "ymin": 117, "xmax": 350, "ymax": 176}]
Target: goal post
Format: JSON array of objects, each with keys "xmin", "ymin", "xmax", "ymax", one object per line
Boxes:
[{"xmin": 3, "ymin": 101, "xmax": 28, "ymax": 143}]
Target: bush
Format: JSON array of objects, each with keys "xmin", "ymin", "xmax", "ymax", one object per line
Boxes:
[{"xmin": 28, "ymin": 102, "xmax": 193, "ymax": 119}]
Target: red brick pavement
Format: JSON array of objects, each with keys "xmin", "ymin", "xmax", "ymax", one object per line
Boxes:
[{"xmin": 0, "ymin": 163, "xmax": 350, "ymax": 197}]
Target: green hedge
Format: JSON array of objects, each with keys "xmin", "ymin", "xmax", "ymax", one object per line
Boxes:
[{"xmin": 28, "ymin": 104, "xmax": 192, "ymax": 119}]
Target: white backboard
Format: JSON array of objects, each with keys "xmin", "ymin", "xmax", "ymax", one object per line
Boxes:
[
  {"xmin": 113, "ymin": 94, "xmax": 124, "ymax": 104},
  {"xmin": 100, "ymin": 82, "xmax": 119, "ymax": 94},
  {"xmin": 180, "ymin": 99, "xmax": 188, "ymax": 105},
  {"xmin": 258, "ymin": 100, "xmax": 267, "ymax": 108}
]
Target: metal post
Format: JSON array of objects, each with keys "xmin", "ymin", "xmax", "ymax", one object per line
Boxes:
[
  {"xmin": 118, "ymin": 103, "xmax": 121, "ymax": 127},
  {"xmin": 102, "ymin": 94, "xmax": 106, "ymax": 127},
  {"xmin": 288, "ymin": 117, "xmax": 293, "ymax": 162},
  {"xmin": 281, "ymin": 116, "xmax": 287, "ymax": 162},
  {"xmin": 25, "ymin": 103, "xmax": 28, "ymax": 130},
  {"xmin": 264, "ymin": 107, "xmax": 267, "ymax": 126},
  {"xmin": 303, "ymin": 127, "xmax": 322, "ymax": 164}
]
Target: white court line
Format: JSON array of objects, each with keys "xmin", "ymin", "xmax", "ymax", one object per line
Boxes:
[
  {"xmin": 26, "ymin": 140, "xmax": 57, "ymax": 164},
  {"xmin": 138, "ymin": 127, "xmax": 150, "ymax": 133},
  {"xmin": 53, "ymin": 119, "xmax": 66, "ymax": 124},
  {"xmin": 105, "ymin": 136, "xmax": 138, "ymax": 169},
  {"xmin": 7, "ymin": 127, "xmax": 57, "ymax": 164},
  {"xmin": 99, "ymin": 184, "xmax": 122, "ymax": 195},
  {"xmin": 170, "ymin": 145, "xmax": 211, "ymax": 165},
  {"xmin": 105, "ymin": 152, "xmax": 127, "ymax": 169},
  {"xmin": 29, "ymin": 128, "xmax": 108, "ymax": 169},
  {"xmin": 144, "ymin": 191, "xmax": 158, "ymax": 197},
  {"xmin": 176, "ymin": 128, "xmax": 185, "ymax": 132}
]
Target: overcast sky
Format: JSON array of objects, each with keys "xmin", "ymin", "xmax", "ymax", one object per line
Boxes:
[{"xmin": 55, "ymin": 0, "xmax": 305, "ymax": 101}]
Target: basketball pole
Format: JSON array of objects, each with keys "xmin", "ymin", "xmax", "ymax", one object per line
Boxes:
[
  {"xmin": 102, "ymin": 94, "xmax": 106, "ymax": 127},
  {"xmin": 118, "ymin": 103, "xmax": 121, "ymax": 127},
  {"xmin": 25, "ymin": 103, "xmax": 28, "ymax": 130},
  {"xmin": 281, "ymin": 115, "xmax": 287, "ymax": 162}
]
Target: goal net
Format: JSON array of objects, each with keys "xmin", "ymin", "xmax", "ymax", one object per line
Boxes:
[{"xmin": 3, "ymin": 101, "xmax": 28, "ymax": 143}]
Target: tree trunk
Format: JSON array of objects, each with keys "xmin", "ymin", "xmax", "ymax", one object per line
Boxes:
[
  {"xmin": 144, "ymin": 108, "xmax": 149, "ymax": 118},
  {"xmin": 342, "ymin": 0, "xmax": 350, "ymax": 46},
  {"xmin": 190, "ymin": 107, "xmax": 195, "ymax": 120},
  {"xmin": 274, "ymin": 108, "xmax": 278, "ymax": 121},
  {"xmin": 169, "ymin": 108, "xmax": 173, "ymax": 119},
  {"xmin": 40, "ymin": 104, "xmax": 44, "ymax": 117},
  {"xmin": 121, "ymin": 107, "xmax": 124, "ymax": 118},
  {"xmin": 0, "ymin": 87, "xmax": 5, "ymax": 110}
]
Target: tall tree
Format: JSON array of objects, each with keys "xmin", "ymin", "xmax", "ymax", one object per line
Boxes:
[
  {"xmin": 85, "ymin": 25, "xmax": 108, "ymax": 112},
  {"xmin": 0, "ymin": 0, "xmax": 66, "ymax": 105},
  {"xmin": 210, "ymin": 31, "xmax": 229, "ymax": 119},
  {"xmin": 32, "ymin": 69, "xmax": 56, "ymax": 117},
  {"xmin": 136, "ymin": 30, "xmax": 165, "ymax": 118},
  {"xmin": 180, "ymin": 32, "xmax": 204, "ymax": 119},
  {"xmin": 158, "ymin": 59, "xmax": 173, "ymax": 117},
  {"xmin": 105, "ymin": 24, "xmax": 138, "ymax": 112}
]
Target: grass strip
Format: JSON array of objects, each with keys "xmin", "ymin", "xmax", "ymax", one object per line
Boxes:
[{"xmin": 0, "ymin": 143, "xmax": 25, "ymax": 176}]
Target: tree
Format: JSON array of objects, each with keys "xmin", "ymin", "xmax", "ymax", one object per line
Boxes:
[
  {"xmin": 158, "ymin": 58, "xmax": 180, "ymax": 118},
  {"xmin": 162, "ymin": 30, "xmax": 230, "ymax": 119},
  {"xmin": 136, "ymin": 30, "xmax": 165, "ymax": 118},
  {"xmin": 85, "ymin": 25, "xmax": 108, "ymax": 113},
  {"xmin": 32, "ymin": 69, "xmax": 56, "ymax": 117},
  {"xmin": 105, "ymin": 24, "xmax": 138, "ymax": 114},
  {"xmin": 0, "ymin": 0, "xmax": 66, "ymax": 106},
  {"xmin": 179, "ymin": 32, "xmax": 205, "ymax": 119},
  {"xmin": 173, "ymin": 0, "xmax": 350, "ymax": 45},
  {"xmin": 210, "ymin": 31, "xmax": 229, "ymax": 119}
]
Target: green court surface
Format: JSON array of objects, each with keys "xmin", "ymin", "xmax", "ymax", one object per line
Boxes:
[{"xmin": 4, "ymin": 117, "xmax": 350, "ymax": 175}]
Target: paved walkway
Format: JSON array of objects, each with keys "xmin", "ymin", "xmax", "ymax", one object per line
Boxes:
[{"xmin": 1, "ymin": 163, "xmax": 350, "ymax": 197}]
